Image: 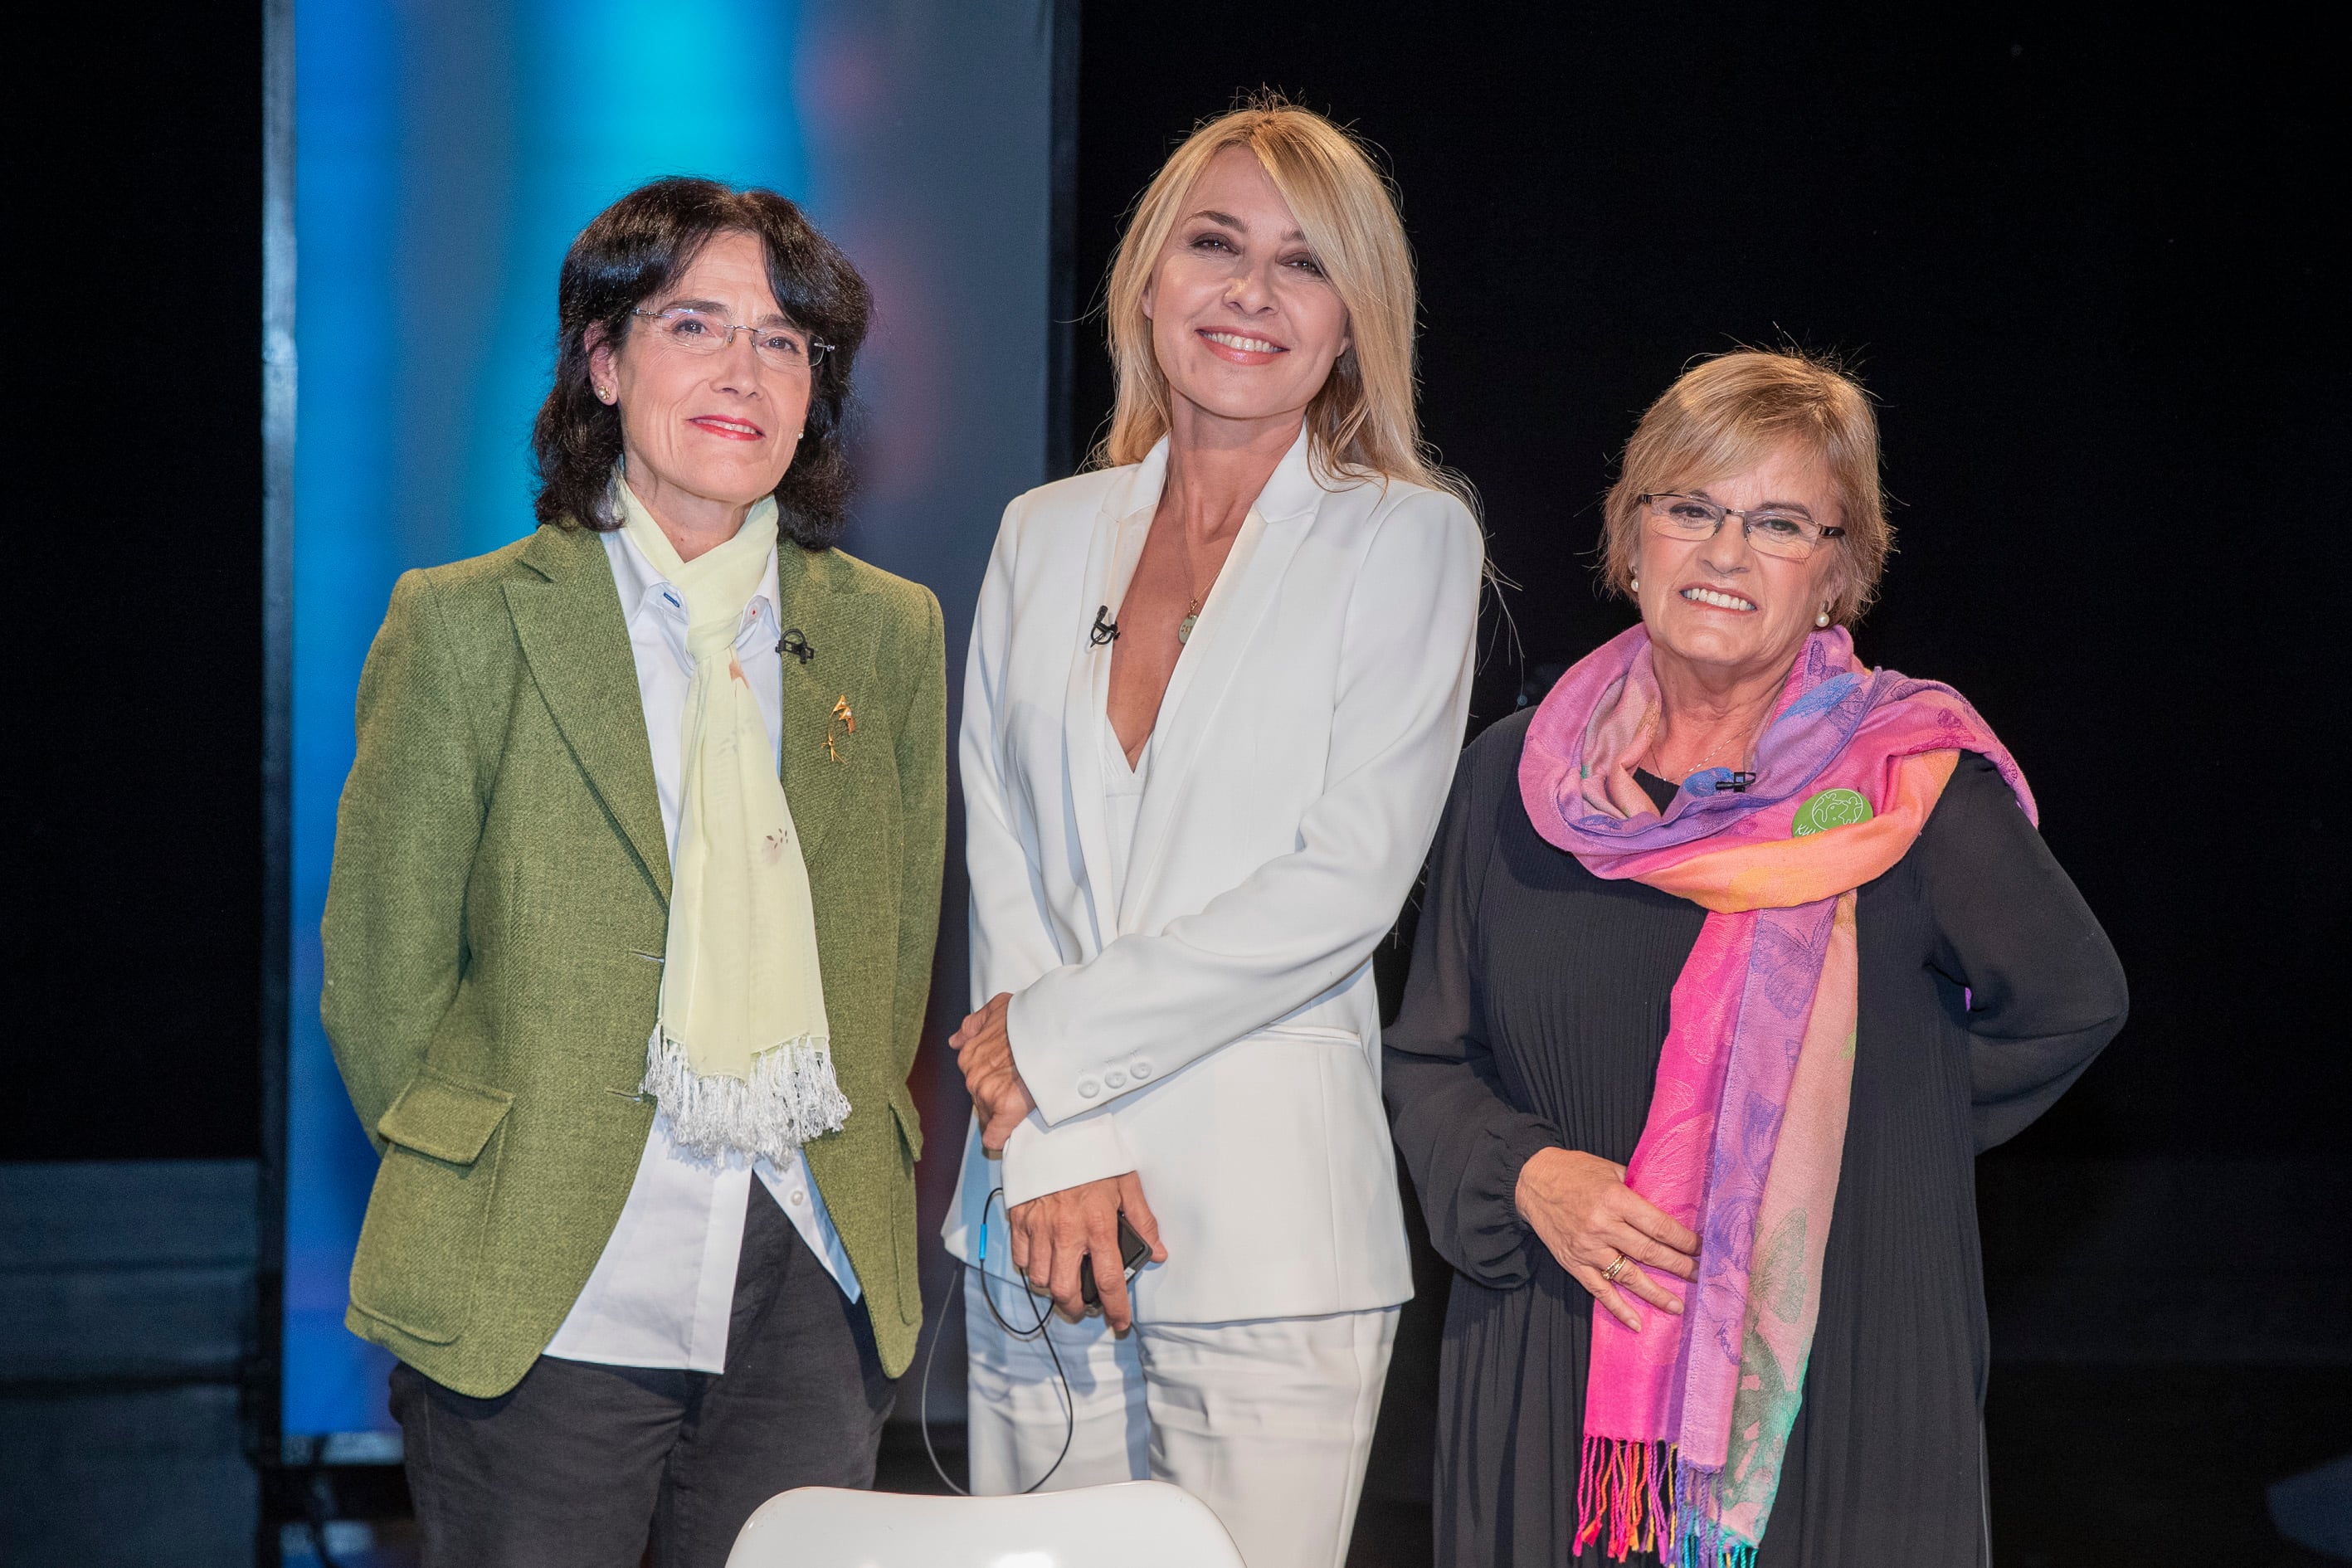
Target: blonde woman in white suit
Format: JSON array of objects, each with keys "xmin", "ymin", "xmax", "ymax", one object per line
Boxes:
[{"xmin": 944, "ymin": 99, "xmax": 1483, "ymax": 1568}]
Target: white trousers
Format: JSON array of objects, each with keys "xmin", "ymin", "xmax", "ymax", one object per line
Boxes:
[{"xmin": 962, "ymin": 1269, "xmax": 1398, "ymax": 1568}]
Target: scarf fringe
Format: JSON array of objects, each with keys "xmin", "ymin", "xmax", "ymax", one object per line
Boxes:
[
  {"xmin": 640, "ymin": 1031, "xmax": 851, "ymax": 1163},
  {"xmin": 1669, "ymin": 1461, "xmax": 1758, "ymax": 1568},
  {"xmin": 1574, "ymin": 1435, "xmax": 1676, "ymax": 1560}
]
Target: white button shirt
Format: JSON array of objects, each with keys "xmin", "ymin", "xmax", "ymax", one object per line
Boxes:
[{"xmin": 541, "ymin": 527, "xmax": 860, "ymax": 1373}]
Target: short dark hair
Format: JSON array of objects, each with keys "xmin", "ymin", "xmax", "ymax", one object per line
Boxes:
[{"xmin": 531, "ymin": 177, "xmax": 872, "ymax": 550}]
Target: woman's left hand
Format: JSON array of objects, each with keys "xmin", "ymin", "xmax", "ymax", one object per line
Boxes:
[
  {"xmin": 951, "ymin": 992, "xmax": 1035, "ymax": 1157},
  {"xmin": 1515, "ymin": 1147, "xmax": 1698, "ymax": 1331}
]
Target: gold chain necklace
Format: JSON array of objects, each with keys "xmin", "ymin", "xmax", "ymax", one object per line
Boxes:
[{"xmin": 1650, "ymin": 731, "xmax": 1745, "ymax": 780}]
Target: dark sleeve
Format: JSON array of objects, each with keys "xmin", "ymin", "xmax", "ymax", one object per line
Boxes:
[
  {"xmin": 1383, "ymin": 729, "xmax": 1565, "ymax": 1288},
  {"xmin": 1918, "ymin": 752, "xmax": 2130, "ymax": 1151}
]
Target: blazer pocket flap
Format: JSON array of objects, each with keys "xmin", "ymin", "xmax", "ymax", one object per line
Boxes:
[
  {"xmin": 376, "ymin": 1072, "xmax": 514, "ymax": 1166},
  {"xmin": 1252, "ymin": 1023, "xmax": 1361, "ymax": 1048},
  {"xmin": 888, "ymin": 1085, "xmax": 924, "ymax": 1161}
]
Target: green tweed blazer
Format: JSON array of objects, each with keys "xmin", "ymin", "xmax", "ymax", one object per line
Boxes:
[{"xmin": 323, "ymin": 521, "xmax": 946, "ymax": 1396}]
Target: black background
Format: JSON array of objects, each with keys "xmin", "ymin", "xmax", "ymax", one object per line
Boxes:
[
  {"xmin": 1074, "ymin": 3, "xmax": 2341, "ymax": 1164},
  {"xmin": 8, "ymin": 6, "xmax": 265, "ymax": 1160}
]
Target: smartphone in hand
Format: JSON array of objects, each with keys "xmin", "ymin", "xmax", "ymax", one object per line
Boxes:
[{"xmin": 1077, "ymin": 1213, "xmax": 1152, "ymax": 1310}]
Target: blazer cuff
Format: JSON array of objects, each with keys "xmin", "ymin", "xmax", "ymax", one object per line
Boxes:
[
  {"xmin": 1006, "ymin": 983, "xmax": 1145, "ymax": 1124},
  {"xmin": 999, "ymin": 1107, "xmax": 1135, "ymax": 1206}
]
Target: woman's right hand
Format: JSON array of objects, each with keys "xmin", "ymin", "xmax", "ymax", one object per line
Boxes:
[
  {"xmin": 1514, "ymin": 1147, "xmax": 1700, "ymax": 1331},
  {"xmin": 1006, "ymin": 1171, "xmax": 1167, "ymax": 1332}
]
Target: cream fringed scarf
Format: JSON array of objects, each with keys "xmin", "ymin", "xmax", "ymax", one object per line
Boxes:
[{"xmin": 616, "ymin": 482, "xmax": 850, "ymax": 1162}]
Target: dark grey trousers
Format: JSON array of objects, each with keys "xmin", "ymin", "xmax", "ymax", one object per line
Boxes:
[{"xmin": 390, "ymin": 1180, "xmax": 896, "ymax": 1568}]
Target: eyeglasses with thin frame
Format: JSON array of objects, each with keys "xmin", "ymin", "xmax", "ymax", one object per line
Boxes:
[
  {"xmin": 631, "ymin": 307, "xmax": 832, "ymax": 373},
  {"xmin": 1638, "ymin": 492, "xmax": 1846, "ymax": 561}
]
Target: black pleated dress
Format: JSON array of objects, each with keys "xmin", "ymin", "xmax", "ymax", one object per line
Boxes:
[{"xmin": 1383, "ymin": 709, "xmax": 2128, "ymax": 1568}]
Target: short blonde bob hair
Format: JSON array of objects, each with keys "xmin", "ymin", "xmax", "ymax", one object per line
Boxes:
[
  {"xmin": 1095, "ymin": 96, "xmax": 1454, "ymax": 496},
  {"xmin": 1603, "ymin": 349, "xmax": 1892, "ymax": 625}
]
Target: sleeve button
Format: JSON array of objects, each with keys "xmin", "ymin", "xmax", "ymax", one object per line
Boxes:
[
  {"xmin": 1104, "ymin": 1069, "xmax": 1127, "ymax": 1088},
  {"xmin": 1077, "ymin": 1078, "xmax": 1101, "ymax": 1098},
  {"xmin": 1130, "ymin": 1060, "xmax": 1153, "ymax": 1081}
]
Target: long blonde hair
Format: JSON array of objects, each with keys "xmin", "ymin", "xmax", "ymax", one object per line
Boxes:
[{"xmin": 1094, "ymin": 96, "xmax": 1456, "ymax": 497}]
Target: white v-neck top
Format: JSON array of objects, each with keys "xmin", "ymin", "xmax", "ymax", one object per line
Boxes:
[
  {"xmin": 1100, "ymin": 718, "xmax": 1152, "ymax": 913},
  {"xmin": 539, "ymin": 528, "xmax": 859, "ymax": 1375}
]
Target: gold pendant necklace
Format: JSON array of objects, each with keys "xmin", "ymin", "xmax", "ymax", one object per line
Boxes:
[{"xmin": 1175, "ymin": 524, "xmax": 1225, "ymax": 645}]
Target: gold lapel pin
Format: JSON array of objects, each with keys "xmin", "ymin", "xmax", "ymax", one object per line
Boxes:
[{"xmin": 825, "ymin": 695, "xmax": 855, "ymax": 762}]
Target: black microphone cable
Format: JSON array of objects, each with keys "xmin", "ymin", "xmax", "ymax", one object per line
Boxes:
[{"xmin": 919, "ymin": 1186, "xmax": 1077, "ymax": 1497}]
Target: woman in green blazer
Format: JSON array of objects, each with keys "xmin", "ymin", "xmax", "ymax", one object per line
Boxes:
[{"xmin": 323, "ymin": 178, "xmax": 946, "ymax": 1568}]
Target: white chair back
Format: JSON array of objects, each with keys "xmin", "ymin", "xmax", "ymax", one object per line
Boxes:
[{"xmin": 723, "ymin": 1481, "xmax": 1247, "ymax": 1568}]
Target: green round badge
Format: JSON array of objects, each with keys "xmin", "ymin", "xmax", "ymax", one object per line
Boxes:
[{"xmin": 1792, "ymin": 787, "xmax": 1873, "ymax": 837}]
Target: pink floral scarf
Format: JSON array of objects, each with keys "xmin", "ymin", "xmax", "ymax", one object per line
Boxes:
[{"xmin": 1517, "ymin": 625, "xmax": 2032, "ymax": 1565}]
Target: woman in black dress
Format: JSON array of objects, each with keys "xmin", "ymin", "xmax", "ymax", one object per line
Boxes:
[{"xmin": 1385, "ymin": 350, "xmax": 2126, "ymax": 1566}]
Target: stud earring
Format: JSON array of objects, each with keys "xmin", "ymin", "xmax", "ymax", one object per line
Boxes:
[
  {"xmin": 597, "ymin": 385, "xmax": 611, "ymax": 401},
  {"xmin": 1629, "ymin": 575, "xmax": 1639, "ymax": 594},
  {"xmin": 1815, "ymin": 606, "xmax": 1832, "ymax": 628}
]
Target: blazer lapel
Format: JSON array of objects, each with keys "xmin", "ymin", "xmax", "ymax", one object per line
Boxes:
[
  {"xmin": 1062, "ymin": 485, "xmax": 1137, "ymax": 947},
  {"xmin": 1120, "ymin": 431, "xmax": 1324, "ymax": 928},
  {"xmin": 505, "ymin": 525, "xmax": 672, "ymax": 904},
  {"xmin": 773, "ymin": 546, "xmax": 878, "ymax": 867}
]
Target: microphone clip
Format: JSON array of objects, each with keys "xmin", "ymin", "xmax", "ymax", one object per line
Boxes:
[
  {"xmin": 1088, "ymin": 606, "xmax": 1120, "ymax": 646},
  {"xmin": 1714, "ymin": 771, "xmax": 1758, "ymax": 793},
  {"xmin": 778, "ymin": 628, "xmax": 815, "ymax": 665}
]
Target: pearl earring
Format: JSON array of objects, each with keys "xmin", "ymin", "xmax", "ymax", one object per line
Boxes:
[
  {"xmin": 1815, "ymin": 606, "xmax": 1832, "ymax": 628},
  {"xmin": 1629, "ymin": 575, "xmax": 1639, "ymax": 593},
  {"xmin": 597, "ymin": 385, "xmax": 611, "ymax": 401}
]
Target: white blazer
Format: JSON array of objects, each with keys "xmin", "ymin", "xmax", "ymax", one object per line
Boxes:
[{"xmin": 942, "ymin": 431, "xmax": 1483, "ymax": 1323}]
